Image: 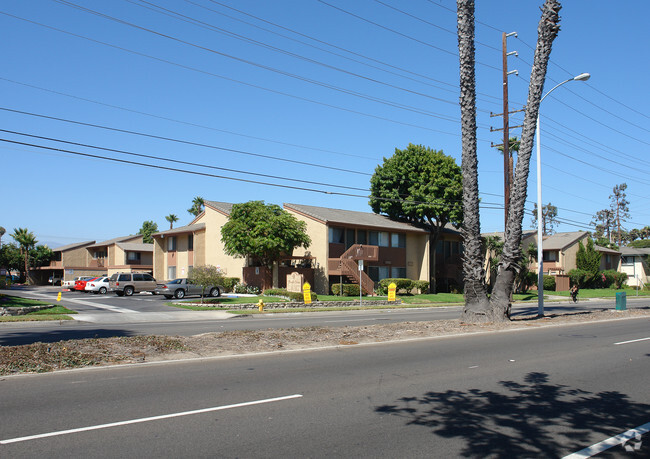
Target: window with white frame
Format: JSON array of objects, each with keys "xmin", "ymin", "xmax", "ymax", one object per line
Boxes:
[
  {"xmin": 391, "ymin": 233, "xmax": 406, "ymax": 248},
  {"xmin": 622, "ymin": 256, "xmax": 634, "ymax": 266},
  {"xmin": 167, "ymin": 236, "xmax": 176, "ymax": 251},
  {"xmin": 369, "ymin": 231, "xmax": 389, "ymax": 247},
  {"xmin": 167, "ymin": 266, "xmax": 176, "ymax": 280}
]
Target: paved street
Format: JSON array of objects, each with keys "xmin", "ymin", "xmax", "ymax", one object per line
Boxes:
[{"xmin": 1, "ymin": 318, "xmax": 649, "ymax": 457}]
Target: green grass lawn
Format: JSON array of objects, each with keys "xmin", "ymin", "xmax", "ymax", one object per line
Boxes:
[
  {"xmin": 550, "ymin": 288, "xmax": 650, "ymax": 298},
  {"xmin": 0, "ymin": 294, "xmax": 76, "ymax": 321}
]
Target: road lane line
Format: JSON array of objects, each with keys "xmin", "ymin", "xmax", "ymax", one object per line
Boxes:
[
  {"xmin": 25, "ymin": 292, "xmax": 139, "ymax": 313},
  {"xmin": 614, "ymin": 336, "xmax": 650, "ymax": 345},
  {"xmin": 562, "ymin": 422, "xmax": 650, "ymax": 458},
  {"xmin": 0, "ymin": 394, "xmax": 303, "ymax": 444}
]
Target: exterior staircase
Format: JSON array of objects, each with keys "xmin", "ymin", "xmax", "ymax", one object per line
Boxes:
[{"xmin": 328, "ymin": 244, "xmax": 379, "ymax": 295}]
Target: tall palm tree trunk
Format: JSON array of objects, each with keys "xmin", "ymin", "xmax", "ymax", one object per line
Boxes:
[
  {"xmin": 456, "ymin": 0, "xmax": 489, "ymax": 312},
  {"xmin": 458, "ymin": 0, "xmax": 562, "ymax": 323}
]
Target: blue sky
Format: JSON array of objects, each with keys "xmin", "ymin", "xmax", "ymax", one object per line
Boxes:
[{"xmin": 1, "ymin": 0, "xmax": 649, "ymax": 248}]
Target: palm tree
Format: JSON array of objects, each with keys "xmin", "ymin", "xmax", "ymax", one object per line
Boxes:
[
  {"xmin": 165, "ymin": 214, "xmax": 179, "ymax": 229},
  {"xmin": 458, "ymin": 0, "xmax": 562, "ymax": 323},
  {"xmin": 0, "ymin": 226, "xmax": 5, "ymax": 247},
  {"xmin": 11, "ymin": 227, "xmax": 37, "ymax": 284},
  {"xmin": 187, "ymin": 196, "xmax": 205, "ymax": 217}
]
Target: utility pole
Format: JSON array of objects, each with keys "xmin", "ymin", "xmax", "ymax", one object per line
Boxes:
[{"xmin": 490, "ymin": 31, "xmax": 522, "ymax": 229}]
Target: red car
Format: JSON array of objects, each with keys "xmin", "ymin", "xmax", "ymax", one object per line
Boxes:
[{"xmin": 75, "ymin": 276, "xmax": 99, "ymax": 292}]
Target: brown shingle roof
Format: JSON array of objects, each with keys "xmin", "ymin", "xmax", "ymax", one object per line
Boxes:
[
  {"xmin": 87, "ymin": 235, "xmax": 141, "ymax": 248},
  {"xmin": 541, "ymin": 231, "xmax": 589, "ymax": 250},
  {"xmin": 204, "ymin": 201, "xmax": 234, "ymax": 216},
  {"xmin": 153, "ymin": 223, "xmax": 206, "ymax": 237},
  {"xmin": 116, "ymin": 242, "xmax": 153, "ymax": 252},
  {"xmin": 284, "ymin": 203, "xmax": 435, "ymax": 233},
  {"xmin": 53, "ymin": 240, "xmax": 95, "ymax": 252}
]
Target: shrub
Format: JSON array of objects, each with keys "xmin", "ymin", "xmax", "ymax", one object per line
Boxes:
[
  {"xmin": 543, "ymin": 275, "xmax": 556, "ymax": 291},
  {"xmin": 413, "ymin": 280, "xmax": 429, "ymax": 294},
  {"xmin": 263, "ymin": 288, "xmax": 317, "ymax": 302},
  {"xmin": 568, "ymin": 269, "xmax": 593, "ymax": 289},
  {"xmin": 220, "ymin": 277, "xmax": 240, "ymax": 293},
  {"xmin": 378, "ymin": 278, "xmax": 415, "ymax": 295},
  {"xmin": 233, "ymin": 283, "xmax": 260, "ymax": 295},
  {"xmin": 331, "ymin": 283, "xmax": 361, "ymax": 296},
  {"xmin": 602, "ymin": 270, "xmax": 627, "ymax": 289}
]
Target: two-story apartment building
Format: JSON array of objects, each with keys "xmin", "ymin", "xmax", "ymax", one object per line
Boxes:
[{"xmin": 284, "ymin": 203, "xmax": 463, "ymax": 294}]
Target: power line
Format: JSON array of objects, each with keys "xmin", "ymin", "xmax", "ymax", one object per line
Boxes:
[{"xmin": 0, "ymin": 11, "xmax": 475, "ymax": 138}]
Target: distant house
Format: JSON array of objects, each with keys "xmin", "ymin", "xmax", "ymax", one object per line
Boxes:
[
  {"xmin": 85, "ymin": 235, "xmax": 153, "ymax": 276},
  {"xmin": 36, "ymin": 240, "xmax": 97, "ymax": 284},
  {"xmin": 618, "ymin": 247, "xmax": 650, "ymax": 287}
]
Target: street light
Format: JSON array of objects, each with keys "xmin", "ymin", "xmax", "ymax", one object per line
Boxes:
[{"xmin": 536, "ymin": 72, "xmax": 590, "ymax": 317}]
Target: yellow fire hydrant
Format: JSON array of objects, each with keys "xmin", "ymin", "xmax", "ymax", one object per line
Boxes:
[{"xmin": 258, "ymin": 298, "xmax": 265, "ymax": 312}]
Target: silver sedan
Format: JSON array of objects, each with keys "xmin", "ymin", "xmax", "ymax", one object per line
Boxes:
[{"xmin": 155, "ymin": 278, "xmax": 221, "ymax": 300}]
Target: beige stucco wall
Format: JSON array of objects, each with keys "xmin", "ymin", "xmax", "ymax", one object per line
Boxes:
[
  {"xmin": 62, "ymin": 247, "xmax": 90, "ymax": 270},
  {"xmin": 153, "ymin": 238, "xmax": 165, "ymax": 280},
  {"xmin": 284, "ymin": 208, "xmax": 329, "ymax": 294},
  {"xmin": 199, "ymin": 209, "xmax": 246, "ymax": 279},
  {"xmin": 194, "ymin": 230, "xmax": 206, "ymax": 267},
  {"xmin": 406, "ymin": 232, "xmax": 429, "ymax": 281}
]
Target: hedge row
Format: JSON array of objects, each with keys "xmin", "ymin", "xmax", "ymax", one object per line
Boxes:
[
  {"xmin": 263, "ymin": 288, "xmax": 318, "ymax": 302},
  {"xmin": 377, "ymin": 278, "xmax": 429, "ymax": 295}
]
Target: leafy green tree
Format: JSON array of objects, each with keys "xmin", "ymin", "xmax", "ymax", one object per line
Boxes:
[
  {"xmin": 11, "ymin": 228, "xmax": 37, "ymax": 283},
  {"xmin": 628, "ymin": 239, "xmax": 650, "ymax": 248},
  {"xmin": 0, "ymin": 226, "xmax": 5, "ymax": 247},
  {"xmin": 369, "ymin": 143, "xmax": 462, "ymax": 293},
  {"xmin": 187, "ymin": 196, "xmax": 205, "ymax": 217},
  {"xmin": 188, "ymin": 265, "xmax": 225, "ymax": 304},
  {"xmin": 29, "ymin": 245, "xmax": 54, "ymax": 268},
  {"xmin": 576, "ymin": 239, "xmax": 600, "ymax": 275},
  {"xmin": 0, "ymin": 243, "xmax": 22, "ymax": 274},
  {"xmin": 138, "ymin": 221, "xmax": 158, "ymax": 244},
  {"xmin": 165, "ymin": 214, "xmax": 179, "ymax": 229},
  {"xmin": 221, "ymin": 201, "xmax": 311, "ymax": 289},
  {"xmin": 531, "ymin": 202, "xmax": 559, "ymax": 235},
  {"xmin": 457, "ymin": 0, "xmax": 562, "ymax": 323}
]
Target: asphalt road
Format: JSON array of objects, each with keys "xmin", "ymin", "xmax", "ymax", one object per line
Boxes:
[
  {"xmin": 2, "ymin": 286, "xmax": 650, "ymax": 346},
  {"xmin": 1, "ymin": 318, "xmax": 648, "ymax": 457}
]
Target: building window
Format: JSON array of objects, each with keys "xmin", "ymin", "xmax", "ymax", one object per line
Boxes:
[
  {"xmin": 346, "ymin": 228, "xmax": 355, "ymax": 249},
  {"xmin": 188, "ymin": 234, "xmax": 194, "ymax": 251},
  {"xmin": 92, "ymin": 250, "xmax": 106, "ymax": 259},
  {"xmin": 391, "ymin": 233, "xmax": 406, "ymax": 248},
  {"xmin": 329, "ymin": 227, "xmax": 345, "ymax": 244},
  {"xmin": 392, "ymin": 267, "xmax": 406, "ymax": 278},
  {"xmin": 167, "ymin": 236, "xmax": 176, "ymax": 251},
  {"xmin": 168, "ymin": 266, "xmax": 176, "ymax": 280},
  {"xmin": 369, "ymin": 231, "xmax": 389, "ymax": 247},
  {"xmin": 367, "ymin": 266, "xmax": 390, "ymax": 282},
  {"xmin": 127, "ymin": 252, "xmax": 141, "ymax": 261},
  {"xmin": 543, "ymin": 251, "xmax": 558, "ymax": 262},
  {"xmin": 622, "ymin": 256, "xmax": 634, "ymax": 266},
  {"xmin": 357, "ymin": 230, "xmax": 367, "ymax": 245}
]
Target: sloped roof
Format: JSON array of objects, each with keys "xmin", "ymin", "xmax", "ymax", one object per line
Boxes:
[
  {"xmin": 204, "ymin": 201, "xmax": 233, "ymax": 216},
  {"xmin": 52, "ymin": 240, "xmax": 95, "ymax": 252},
  {"xmin": 87, "ymin": 235, "xmax": 141, "ymax": 248},
  {"xmin": 619, "ymin": 246, "xmax": 650, "ymax": 256},
  {"xmin": 541, "ymin": 231, "xmax": 589, "ymax": 250},
  {"xmin": 284, "ymin": 203, "xmax": 437, "ymax": 234},
  {"xmin": 594, "ymin": 244, "xmax": 620, "ymax": 254},
  {"xmin": 153, "ymin": 223, "xmax": 206, "ymax": 237},
  {"xmin": 116, "ymin": 242, "xmax": 153, "ymax": 252}
]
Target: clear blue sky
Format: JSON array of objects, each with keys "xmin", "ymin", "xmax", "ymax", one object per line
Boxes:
[{"xmin": 1, "ymin": 0, "xmax": 649, "ymax": 248}]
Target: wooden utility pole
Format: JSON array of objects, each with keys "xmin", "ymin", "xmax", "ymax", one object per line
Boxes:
[{"xmin": 490, "ymin": 32, "xmax": 522, "ymax": 229}]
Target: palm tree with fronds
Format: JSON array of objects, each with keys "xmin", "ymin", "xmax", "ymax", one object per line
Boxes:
[
  {"xmin": 187, "ymin": 196, "xmax": 205, "ymax": 217},
  {"xmin": 11, "ymin": 227, "xmax": 37, "ymax": 284},
  {"xmin": 165, "ymin": 214, "xmax": 179, "ymax": 229}
]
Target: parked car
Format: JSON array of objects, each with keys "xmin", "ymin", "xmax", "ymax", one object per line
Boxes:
[
  {"xmin": 48, "ymin": 275, "xmax": 62, "ymax": 286},
  {"xmin": 75, "ymin": 276, "xmax": 99, "ymax": 292},
  {"xmin": 85, "ymin": 276, "xmax": 110, "ymax": 294},
  {"xmin": 155, "ymin": 278, "xmax": 222, "ymax": 299},
  {"xmin": 109, "ymin": 272, "xmax": 157, "ymax": 296}
]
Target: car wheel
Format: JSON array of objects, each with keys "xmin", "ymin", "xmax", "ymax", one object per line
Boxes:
[
  {"xmin": 99, "ymin": 287, "xmax": 107, "ymax": 294},
  {"xmin": 164, "ymin": 295, "xmax": 173, "ymax": 299},
  {"xmin": 124, "ymin": 286, "xmax": 134, "ymax": 296},
  {"xmin": 116, "ymin": 291, "xmax": 124, "ymax": 297},
  {"xmin": 209, "ymin": 287, "xmax": 220, "ymax": 297},
  {"xmin": 174, "ymin": 289, "xmax": 185, "ymax": 299}
]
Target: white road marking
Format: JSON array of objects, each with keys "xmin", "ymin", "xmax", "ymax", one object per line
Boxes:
[
  {"xmin": 0, "ymin": 394, "xmax": 303, "ymax": 444},
  {"xmin": 614, "ymin": 336, "xmax": 650, "ymax": 345},
  {"xmin": 25, "ymin": 292, "xmax": 139, "ymax": 313},
  {"xmin": 562, "ymin": 422, "xmax": 650, "ymax": 458}
]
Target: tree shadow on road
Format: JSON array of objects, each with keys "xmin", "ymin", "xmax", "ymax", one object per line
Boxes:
[{"xmin": 375, "ymin": 372, "xmax": 649, "ymax": 457}]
